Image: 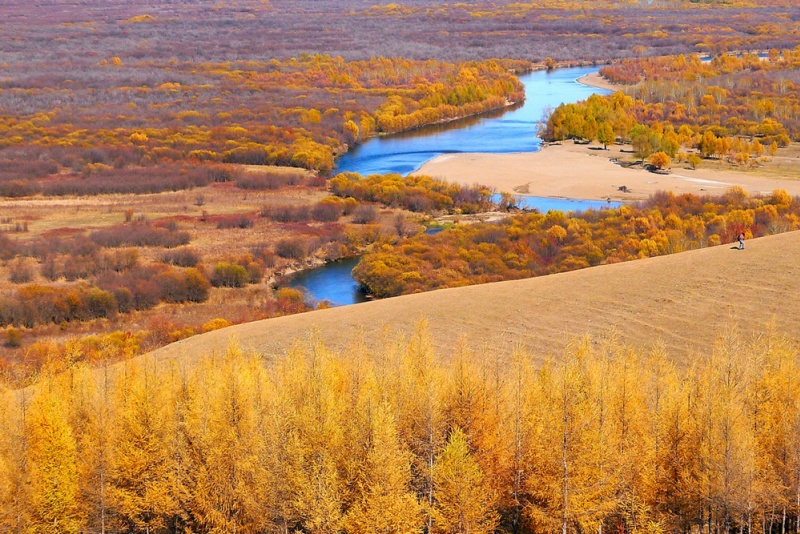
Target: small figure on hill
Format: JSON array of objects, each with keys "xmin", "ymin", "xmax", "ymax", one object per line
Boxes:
[{"xmin": 738, "ymin": 232, "xmax": 745, "ymax": 250}]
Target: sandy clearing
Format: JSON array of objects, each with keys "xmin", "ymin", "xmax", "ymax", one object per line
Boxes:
[
  {"xmin": 149, "ymin": 230, "xmax": 800, "ymax": 368},
  {"xmin": 412, "ymin": 142, "xmax": 800, "ymax": 202}
]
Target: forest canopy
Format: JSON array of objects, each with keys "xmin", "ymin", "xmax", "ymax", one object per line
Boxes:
[{"xmin": 1, "ymin": 322, "xmax": 799, "ymax": 534}]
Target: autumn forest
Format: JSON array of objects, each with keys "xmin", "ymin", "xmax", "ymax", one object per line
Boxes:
[
  {"xmin": 3, "ymin": 0, "xmax": 800, "ymax": 533},
  {"xmin": 3, "ymin": 323, "xmax": 800, "ymax": 534}
]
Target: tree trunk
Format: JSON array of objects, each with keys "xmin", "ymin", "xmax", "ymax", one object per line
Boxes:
[
  {"xmin": 427, "ymin": 395, "xmax": 435, "ymax": 534},
  {"xmin": 562, "ymin": 387, "xmax": 569, "ymax": 534}
]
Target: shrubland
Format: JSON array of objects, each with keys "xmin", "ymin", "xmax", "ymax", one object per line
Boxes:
[
  {"xmin": 4, "ymin": 0, "xmax": 800, "ymax": 186},
  {"xmin": 3, "ymin": 0, "xmax": 798, "ymax": 65},
  {"xmin": 0, "ymin": 173, "xmax": 422, "ymax": 377},
  {"xmin": 0, "ymin": 55, "xmax": 525, "ymax": 183},
  {"xmin": 1, "ymin": 321, "xmax": 799, "ymax": 533}
]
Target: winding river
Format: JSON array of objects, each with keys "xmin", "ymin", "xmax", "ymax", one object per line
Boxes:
[
  {"xmin": 335, "ymin": 65, "xmax": 609, "ymax": 177},
  {"xmin": 289, "ymin": 66, "xmax": 612, "ymax": 305}
]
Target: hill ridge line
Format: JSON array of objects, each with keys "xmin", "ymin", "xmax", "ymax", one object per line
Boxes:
[{"xmin": 151, "ymin": 231, "xmax": 800, "ymax": 366}]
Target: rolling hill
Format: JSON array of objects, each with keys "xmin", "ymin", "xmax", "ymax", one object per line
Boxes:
[{"xmin": 150, "ymin": 230, "xmax": 800, "ymax": 366}]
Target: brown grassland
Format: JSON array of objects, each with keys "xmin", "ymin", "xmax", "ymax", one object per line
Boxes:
[{"xmin": 150, "ymin": 229, "xmax": 800, "ymax": 368}]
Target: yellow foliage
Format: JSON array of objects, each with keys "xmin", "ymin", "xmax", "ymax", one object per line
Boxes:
[
  {"xmin": 276, "ymin": 286, "xmax": 305, "ymax": 302},
  {"xmin": 122, "ymin": 14, "xmax": 156, "ymax": 24},
  {"xmin": 25, "ymin": 390, "xmax": 83, "ymax": 533},
  {"xmin": 201, "ymin": 318, "xmax": 233, "ymax": 333},
  {"xmin": 129, "ymin": 131, "xmax": 148, "ymax": 144},
  {"xmin": 3, "ymin": 320, "xmax": 800, "ymax": 532}
]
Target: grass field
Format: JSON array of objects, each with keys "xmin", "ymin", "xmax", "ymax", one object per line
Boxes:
[{"xmin": 149, "ymin": 229, "xmax": 800, "ymax": 368}]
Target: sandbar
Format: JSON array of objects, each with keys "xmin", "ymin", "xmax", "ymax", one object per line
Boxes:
[
  {"xmin": 412, "ymin": 141, "xmax": 800, "ymax": 202},
  {"xmin": 575, "ymin": 71, "xmax": 622, "ymax": 93}
]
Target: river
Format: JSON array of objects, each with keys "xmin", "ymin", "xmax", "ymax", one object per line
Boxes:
[
  {"xmin": 335, "ymin": 65, "xmax": 610, "ymax": 177},
  {"xmin": 287, "ymin": 257, "xmax": 368, "ymax": 307},
  {"xmin": 288, "ymin": 65, "xmax": 612, "ymax": 305}
]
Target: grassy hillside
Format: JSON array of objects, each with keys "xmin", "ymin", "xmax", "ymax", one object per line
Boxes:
[
  {"xmin": 151, "ymin": 230, "xmax": 800, "ymax": 366},
  {"xmin": 6, "ymin": 225, "xmax": 800, "ymax": 534}
]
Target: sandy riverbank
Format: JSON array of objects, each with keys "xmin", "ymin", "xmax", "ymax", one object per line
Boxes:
[
  {"xmin": 575, "ymin": 71, "xmax": 622, "ymax": 92},
  {"xmin": 413, "ymin": 69, "xmax": 800, "ymax": 203},
  {"xmin": 412, "ymin": 141, "xmax": 800, "ymax": 202}
]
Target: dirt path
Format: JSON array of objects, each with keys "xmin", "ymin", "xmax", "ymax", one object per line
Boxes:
[{"xmin": 150, "ymin": 231, "xmax": 800, "ymax": 367}]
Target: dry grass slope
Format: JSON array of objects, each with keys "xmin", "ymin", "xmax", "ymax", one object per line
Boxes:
[{"xmin": 151, "ymin": 231, "xmax": 800, "ymax": 366}]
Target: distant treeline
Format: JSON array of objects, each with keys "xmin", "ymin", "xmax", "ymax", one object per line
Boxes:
[{"xmin": 3, "ymin": 0, "xmax": 797, "ymax": 64}]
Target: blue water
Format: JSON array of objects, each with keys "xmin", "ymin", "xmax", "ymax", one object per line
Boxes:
[
  {"xmin": 287, "ymin": 257, "xmax": 367, "ymax": 306},
  {"xmin": 289, "ymin": 66, "xmax": 613, "ymax": 305},
  {"xmin": 335, "ymin": 65, "xmax": 610, "ymax": 176},
  {"xmin": 495, "ymin": 194, "xmax": 622, "ymax": 213}
]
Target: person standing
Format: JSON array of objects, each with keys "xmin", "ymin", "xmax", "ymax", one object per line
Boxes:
[{"xmin": 738, "ymin": 232, "xmax": 745, "ymax": 250}]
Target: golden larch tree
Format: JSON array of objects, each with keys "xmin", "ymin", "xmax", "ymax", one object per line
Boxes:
[
  {"xmin": 431, "ymin": 427, "xmax": 499, "ymax": 534},
  {"xmin": 345, "ymin": 401, "xmax": 422, "ymax": 534},
  {"xmin": 394, "ymin": 321, "xmax": 447, "ymax": 533},
  {"xmin": 0, "ymin": 385, "xmax": 31, "ymax": 533},
  {"xmin": 180, "ymin": 343, "xmax": 273, "ymax": 533},
  {"xmin": 25, "ymin": 385, "xmax": 84, "ymax": 533},
  {"xmin": 107, "ymin": 358, "xmax": 179, "ymax": 533},
  {"xmin": 282, "ymin": 342, "xmax": 349, "ymax": 534}
]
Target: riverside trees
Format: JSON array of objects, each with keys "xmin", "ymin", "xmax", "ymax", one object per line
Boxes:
[
  {"xmin": 542, "ymin": 51, "xmax": 800, "ymax": 168},
  {"xmin": 352, "ymin": 189, "xmax": 800, "ymax": 299}
]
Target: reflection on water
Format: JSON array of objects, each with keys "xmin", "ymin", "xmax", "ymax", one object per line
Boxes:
[{"xmin": 334, "ymin": 65, "xmax": 611, "ymax": 176}]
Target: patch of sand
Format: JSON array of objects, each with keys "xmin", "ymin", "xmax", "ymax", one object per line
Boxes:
[
  {"xmin": 412, "ymin": 142, "xmax": 800, "ymax": 202},
  {"xmin": 576, "ymin": 71, "xmax": 623, "ymax": 92},
  {"xmin": 149, "ymin": 231, "xmax": 800, "ymax": 368}
]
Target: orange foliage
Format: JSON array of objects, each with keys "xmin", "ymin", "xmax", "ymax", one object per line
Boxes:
[
  {"xmin": 0, "ymin": 55, "xmax": 525, "ymax": 178},
  {"xmin": 354, "ymin": 189, "xmax": 800, "ymax": 298},
  {"xmin": 329, "ymin": 172, "xmax": 493, "ymax": 214}
]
